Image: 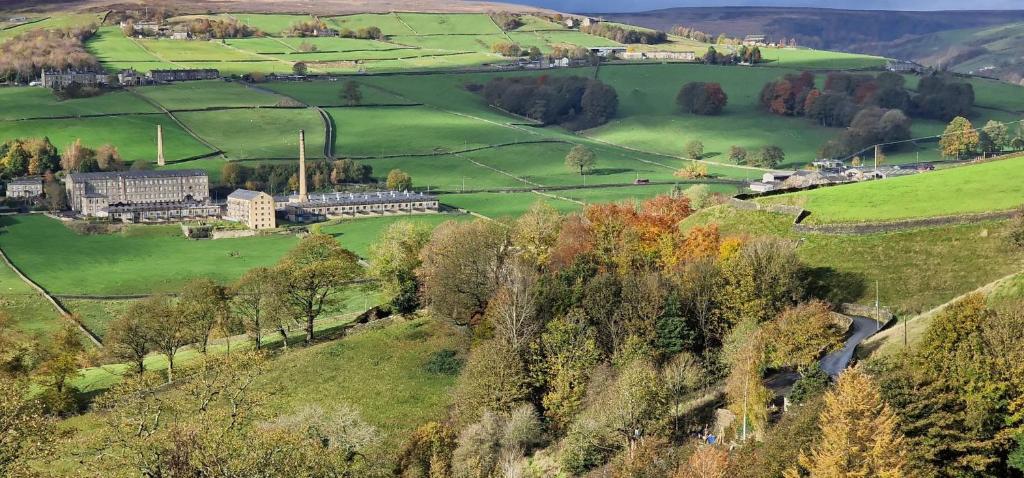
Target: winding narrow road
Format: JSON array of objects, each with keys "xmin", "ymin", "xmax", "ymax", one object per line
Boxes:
[
  {"xmin": 766, "ymin": 314, "xmax": 883, "ymax": 394},
  {"xmin": 820, "ymin": 315, "xmax": 883, "ymax": 377}
]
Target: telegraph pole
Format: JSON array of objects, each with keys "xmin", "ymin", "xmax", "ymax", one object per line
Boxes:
[{"xmin": 875, "ymin": 280, "xmax": 880, "ymax": 331}]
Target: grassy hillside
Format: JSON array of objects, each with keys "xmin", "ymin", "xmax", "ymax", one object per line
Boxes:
[
  {"xmin": 682, "ymin": 205, "xmax": 1024, "ymax": 315},
  {"xmin": 49, "ymin": 316, "xmax": 466, "ymax": 474},
  {"xmin": 881, "ymin": 22, "xmax": 1024, "ymax": 85},
  {"xmin": 758, "ymin": 154, "xmax": 1024, "ymax": 224}
]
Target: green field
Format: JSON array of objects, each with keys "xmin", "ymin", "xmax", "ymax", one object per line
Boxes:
[
  {"xmin": 0, "ymin": 259, "xmax": 64, "ymax": 338},
  {"xmin": 357, "ymin": 155, "xmax": 524, "ymax": 191},
  {"xmin": 176, "ymin": 108, "xmax": 326, "ymax": 159},
  {"xmin": 562, "ymin": 183, "xmax": 741, "ymax": 204},
  {"xmin": 683, "ymin": 205, "xmax": 1024, "ymax": 315},
  {"xmin": 439, "ymin": 191, "xmax": 582, "ymax": 218},
  {"xmin": 277, "ymin": 36, "xmax": 405, "ymax": 52},
  {"xmin": 514, "ymin": 15, "xmax": 567, "ymax": 32},
  {"xmin": 316, "ymin": 213, "xmax": 470, "ymax": 256},
  {"xmin": 0, "ymin": 13, "xmax": 104, "ymax": 43},
  {"xmin": 135, "ymin": 80, "xmax": 286, "ymax": 109},
  {"xmin": 759, "ymin": 154, "xmax": 1024, "ymax": 223},
  {"xmin": 325, "ymin": 13, "xmax": 417, "ymax": 36},
  {"xmin": 0, "ymin": 114, "xmax": 214, "ymax": 162},
  {"xmin": 0, "ymin": 214, "xmax": 468, "ymax": 297},
  {"xmin": 327, "ymin": 106, "xmax": 533, "ymax": 157},
  {"xmin": 226, "ymin": 13, "xmax": 315, "ymax": 35},
  {"xmin": 135, "ymin": 38, "xmax": 265, "ymax": 62},
  {"xmin": 261, "ymin": 80, "xmax": 416, "ymax": 105},
  {"xmin": 86, "ymin": 26, "xmax": 162, "ymax": 62},
  {"xmin": 388, "ymin": 33, "xmax": 507, "ymax": 52},
  {"xmin": 395, "ymin": 13, "xmax": 502, "ymax": 35},
  {"xmin": 0, "ymin": 87, "xmax": 158, "ymax": 120},
  {"xmin": 0, "ymin": 215, "xmax": 298, "ymax": 296},
  {"xmin": 761, "ymin": 47, "xmax": 886, "ymax": 70}
]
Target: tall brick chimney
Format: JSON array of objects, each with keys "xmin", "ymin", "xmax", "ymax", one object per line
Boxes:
[
  {"xmin": 156, "ymin": 124, "xmax": 165, "ymax": 166},
  {"xmin": 298, "ymin": 129, "xmax": 308, "ymax": 202}
]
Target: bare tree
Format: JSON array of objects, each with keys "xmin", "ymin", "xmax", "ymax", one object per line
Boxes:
[{"xmin": 488, "ymin": 259, "xmax": 540, "ymax": 351}]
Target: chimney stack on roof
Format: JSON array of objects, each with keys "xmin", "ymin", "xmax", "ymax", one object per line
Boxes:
[{"xmin": 298, "ymin": 129, "xmax": 308, "ymax": 202}]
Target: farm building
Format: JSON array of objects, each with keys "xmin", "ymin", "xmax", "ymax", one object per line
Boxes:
[
  {"xmin": 743, "ymin": 34, "xmax": 768, "ymax": 46},
  {"xmin": 284, "ymin": 191, "xmax": 440, "ymax": 222},
  {"xmin": 887, "ymin": 59, "xmax": 923, "ymax": 73},
  {"xmin": 590, "ymin": 46, "xmax": 628, "ymax": 57},
  {"xmin": 147, "ymin": 69, "xmax": 220, "ymax": 82},
  {"xmin": 620, "ymin": 51, "xmax": 696, "ymax": 61},
  {"xmin": 40, "ymin": 70, "xmax": 112, "ymax": 89},
  {"xmin": 225, "ymin": 189, "xmax": 277, "ymax": 230},
  {"xmin": 66, "ymin": 170, "xmax": 210, "ymax": 217},
  {"xmin": 6, "ymin": 177, "xmax": 43, "ymax": 198}
]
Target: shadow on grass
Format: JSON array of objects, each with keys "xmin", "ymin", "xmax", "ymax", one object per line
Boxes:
[
  {"xmin": 803, "ymin": 266, "xmax": 868, "ymax": 305},
  {"xmin": 589, "ymin": 168, "xmax": 632, "ymax": 176}
]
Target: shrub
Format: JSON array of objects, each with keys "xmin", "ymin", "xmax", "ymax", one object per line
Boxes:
[
  {"xmin": 424, "ymin": 349, "xmax": 464, "ymax": 375},
  {"xmin": 1010, "ymin": 207, "xmax": 1024, "ymax": 250}
]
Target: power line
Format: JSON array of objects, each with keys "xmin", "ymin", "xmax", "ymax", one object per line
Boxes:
[{"xmin": 839, "ymin": 117, "xmax": 1024, "ymax": 163}]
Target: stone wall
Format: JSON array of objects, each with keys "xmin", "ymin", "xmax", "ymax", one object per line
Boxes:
[
  {"xmin": 793, "ymin": 209, "xmax": 1019, "ymax": 235},
  {"xmin": 212, "ymin": 229, "xmax": 258, "ymax": 240}
]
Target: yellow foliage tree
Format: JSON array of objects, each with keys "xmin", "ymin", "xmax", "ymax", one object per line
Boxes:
[
  {"xmin": 938, "ymin": 116, "xmax": 980, "ymax": 159},
  {"xmin": 786, "ymin": 365, "xmax": 908, "ymax": 478}
]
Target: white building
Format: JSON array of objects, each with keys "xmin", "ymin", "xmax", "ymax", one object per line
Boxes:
[{"xmin": 6, "ymin": 177, "xmax": 42, "ymax": 198}]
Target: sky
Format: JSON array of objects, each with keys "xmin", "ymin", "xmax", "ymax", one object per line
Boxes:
[{"xmin": 511, "ymin": 0, "xmax": 1024, "ymax": 13}]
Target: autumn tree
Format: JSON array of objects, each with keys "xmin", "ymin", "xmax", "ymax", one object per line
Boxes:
[
  {"xmin": 980, "ymin": 119, "xmax": 1008, "ymax": 154},
  {"xmin": 565, "ymin": 144, "xmax": 596, "ymax": 175},
  {"xmin": 685, "ymin": 140, "xmax": 705, "ymax": 159},
  {"xmin": 725, "ymin": 331, "xmax": 772, "ymax": 442},
  {"xmin": 139, "ymin": 295, "xmax": 190, "ymax": 383},
  {"xmin": 538, "ymin": 309, "xmax": 601, "ymax": 432},
  {"xmin": 764, "ymin": 301, "xmax": 844, "ymax": 372},
  {"xmin": 275, "ymin": 234, "xmax": 362, "ymax": 345},
  {"xmin": 677, "ymin": 82, "xmax": 729, "ymax": 115},
  {"xmin": 105, "ymin": 306, "xmax": 152, "ymax": 375},
  {"xmin": 221, "ymin": 162, "xmax": 246, "ymax": 188},
  {"xmin": 511, "ymin": 201, "xmax": 564, "ymax": 268},
  {"xmin": 60, "ymin": 138, "xmax": 95, "ymax": 172},
  {"xmin": 677, "ymin": 445, "xmax": 729, "ymax": 478},
  {"xmin": 36, "ymin": 324, "xmax": 84, "ymax": 415},
  {"xmin": 417, "ymin": 219, "xmax": 511, "ymax": 324},
  {"xmin": 728, "ymin": 145, "xmax": 748, "ymax": 164},
  {"xmin": 0, "ymin": 376, "xmax": 57, "ymax": 477},
  {"xmin": 42, "ymin": 171, "xmax": 66, "ymax": 212},
  {"xmin": 452, "ymin": 339, "xmax": 530, "ymax": 426},
  {"xmin": 939, "ymin": 116, "xmax": 980, "ymax": 159},
  {"xmin": 385, "ymin": 168, "xmax": 413, "ymax": 191},
  {"xmin": 754, "ymin": 145, "xmax": 785, "ymax": 168},
  {"xmin": 341, "ymin": 80, "xmax": 363, "ymax": 106},
  {"xmin": 177, "ymin": 277, "xmax": 229, "ymax": 353},
  {"xmin": 230, "ymin": 267, "xmax": 282, "ymax": 349},
  {"xmin": 599, "ymin": 358, "xmax": 669, "ymax": 457},
  {"xmin": 368, "ymin": 220, "xmax": 432, "ymax": 314},
  {"xmin": 787, "ymin": 366, "xmax": 907, "ymax": 478}
]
